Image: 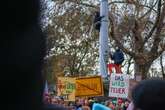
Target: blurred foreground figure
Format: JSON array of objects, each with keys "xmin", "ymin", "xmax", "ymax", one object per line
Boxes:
[
  {"xmin": 128, "ymin": 79, "xmax": 165, "ymax": 110},
  {"xmin": 92, "ymin": 103, "xmax": 111, "ymax": 110},
  {"xmin": 0, "ymin": 0, "xmax": 65, "ymax": 110}
]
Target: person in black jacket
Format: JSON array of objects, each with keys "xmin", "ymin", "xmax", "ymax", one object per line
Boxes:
[
  {"xmin": 108, "ymin": 48, "xmax": 124, "ymax": 74},
  {"xmin": 0, "ymin": 0, "xmax": 66, "ymax": 110},
  {"xmin": 111, "ymin": 48, "xmax": 124, "ymax": 65},
  {"xmin": 94, "ymin": 11, "xmax": 104, "ymax": 31}
]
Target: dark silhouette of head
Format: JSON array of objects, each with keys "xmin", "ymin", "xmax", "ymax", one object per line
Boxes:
[
  {"xmin": 0, "ymin": 0, "xmax": 46, "ymax": 110},
  {"xmin": 132, "ymin": 79, "xmax": 165, "ymax": 110}
]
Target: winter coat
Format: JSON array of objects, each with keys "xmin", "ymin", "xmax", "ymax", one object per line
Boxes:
[{"xmin": 111, "ymin": 49, "xmax": 124, "ymax": 64}]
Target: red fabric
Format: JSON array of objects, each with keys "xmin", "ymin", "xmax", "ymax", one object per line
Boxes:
[
  {"xmin": 107, "ymin": 63, "xmax": 122, "ymax": 74},
  {"xmin": 118, "ymin": 99, "xmax": 123, "ymax": 104}
]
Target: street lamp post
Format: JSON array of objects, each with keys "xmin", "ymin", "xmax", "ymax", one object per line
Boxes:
[{"xmin": 99, "ymin": 0, "xmax": 109, "ymax": 78}]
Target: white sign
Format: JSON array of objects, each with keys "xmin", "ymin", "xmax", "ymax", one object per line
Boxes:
[{"xmin": 109, "ymin": 74, "xmax": 129, "ymax": 98}]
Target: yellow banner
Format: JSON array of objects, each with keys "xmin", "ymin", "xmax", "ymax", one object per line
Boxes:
[
  {"xmin": 75, "ymin": 76, "xmax": 104, "ymax": 97},
  {"xmin": 57, "ymin": 77, "xmax": 76, "ymax": 101}
]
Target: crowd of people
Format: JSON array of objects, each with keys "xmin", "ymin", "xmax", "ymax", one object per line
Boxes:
[
  {"xmin": 43, "ymin": 78, "xmax": 165, "ymax": 110},
  {"xmin": 44, "ymin": 95, "xmax": 131, "ymax": 110}
]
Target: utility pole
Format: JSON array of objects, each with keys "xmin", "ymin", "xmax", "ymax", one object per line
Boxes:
[{"xmin": 99, "ymin": 0, "xmax": 109, "ymax": 78}]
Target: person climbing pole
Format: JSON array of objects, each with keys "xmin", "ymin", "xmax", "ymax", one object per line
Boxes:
[{"xmin": 93, "ymin": 11, "xmax": 104, "ymax": 31}]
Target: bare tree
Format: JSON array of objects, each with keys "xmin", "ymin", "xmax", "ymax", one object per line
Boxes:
[{"xmin": 109, "ymin": 0, "xmax": 165, "ymax": 79}]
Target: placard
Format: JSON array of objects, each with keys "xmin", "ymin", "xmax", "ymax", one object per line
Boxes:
[{"xmin": 109, "ymin": 74, "xmax": 129, "ymax": 98}]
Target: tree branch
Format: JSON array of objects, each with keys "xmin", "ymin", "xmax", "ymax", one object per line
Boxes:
[
  {"xmin": 160, "ymin": 54, "xmax": 165, "ymax": 78},
  {"xmin": 76, "ymin": 42, "xmax": 89, "ymax": 74},
  {"xmin": 108, "ymin": 1, "xmax": 126, "ymax": 5},
  {"xmin": 132, "ymin": 19, "xmax": 143, "ymax": 50},
  {"xmin": 108, "ymin": 1, "xmax": 158, "ymax": 13},
  {"xmin": 139, "ymin": 0, "xmax": 158, "ymax": 20},
  {"xmin": 109, "ymin": 13, "xmax": 136, "ymax": 57},
  {"xmin": 158, "ymin": 44, "xmax": 165, "ymax": 57},
  {"xmin": 80, "ymin": 3, "xmax": 98, "ymax": 8},
  {"xmin": 150, "ymin": 0, "xmax": 165, "ymax": 57},
  {"xmin": 143, "ymin": 0, "xmax": 161, "ymax": 45}
]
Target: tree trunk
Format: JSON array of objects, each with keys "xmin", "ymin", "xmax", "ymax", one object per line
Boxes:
[
  {"xmin": 134, "ymin": 61, "xmax": 151, "ymax": 80},
  {"xmin": 160, "ymin": 55, "xmax": 165, "ymax": 78},
  {"xmin": 126, "ymin": 57, "xmax": 133, "ymax": 74}
]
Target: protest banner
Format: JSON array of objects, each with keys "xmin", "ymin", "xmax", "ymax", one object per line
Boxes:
[
  {"xmin": 75, "ymin": 76, "xmax": 104, "ymax": 97},
  {"xmin": 57, "ymin": 77, "xmax": 76, "ymax": 101},
  {"xmin": 109, "ymin": 74, "xmax": 129, "ymax": 98}
]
